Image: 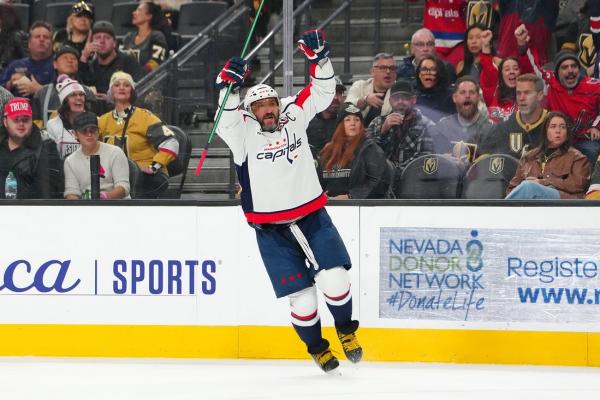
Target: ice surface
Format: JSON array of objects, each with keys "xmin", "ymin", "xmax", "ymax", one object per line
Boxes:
[{"xmin": 0, "ymin": 358, "xmax": 599, "ymax": 400}]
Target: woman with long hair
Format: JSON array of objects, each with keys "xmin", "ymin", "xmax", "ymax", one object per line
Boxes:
[
  {"xmin": 479, "ymin": 29, "xmax": 519, "ymax": 123},
  {"xmin": 319, "ymin": 103, "xmax": 392, "ymax": 199},
  {"xmin": 121, "ymin": 1, "xmax": 169, "ymax": 71},
  {"xmin": 98, "ymin": 71, "xmax": 179, "ymax": 198},
  {"xmin": 52, "ymin": 1, "xmax": 94, "ymax": 54},
  {"xmin": 43, "ymin": 75, "xmax": 90, "ymax": 159},
  {"xmin": 414, "ymin": 54, "xmax": 455, "ymax": 122},
  {"xmin": 506, "ymin": 112, "xmax": 591, "ymax": 199},
  {"xmin": 456, "ymin": 24, "xmax": 486, "ymax": 80}
]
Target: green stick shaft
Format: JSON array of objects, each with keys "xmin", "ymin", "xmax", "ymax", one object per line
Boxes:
[{"xmin": 195, "ymin": 0, "xmax": 266, "ymax": 176}]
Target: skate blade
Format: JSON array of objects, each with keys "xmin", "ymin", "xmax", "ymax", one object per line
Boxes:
[{"xmin": 324, "ymin": 366, "xmax": 342, "ymax": 376}]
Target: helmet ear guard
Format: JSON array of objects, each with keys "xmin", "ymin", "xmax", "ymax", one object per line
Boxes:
[{"xmin": 243, "ymin": 84, "xmax": 280, "ymax": 115}]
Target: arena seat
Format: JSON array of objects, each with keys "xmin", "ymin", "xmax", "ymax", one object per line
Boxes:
[
  {"xmin": 177, "ymin": 1, "xmax": 229, "ymax": 39},
  {"xmin": 461, "ymin": 154, "xmax": 519, "ymax": 199},
  {"xmin": 45, "ymin": 2, "xmax": 75, "ymax": 31},
  {"xmin": 165, "ymin": 125, "xmax": 192, "ymax": 198},
  {"xmin": 92, "ymin": 0, "xmax": 115, "ymax": 23},
  {"xmin": 111, "ymin": 2, "xmax": 137, "ymax": 37},
  {"xmin": 12, "ymin": 3, "xmax": 30, "ymax": 30},
  {"xmin": 395, "ymin": 154, "xmax": 463, "ymax": 199},
  {"xmin": 31, "ymin": 0, "xmax": 75, "ymax": 23},
  {"xmin": 128, "ymin": 159, "xmax": 141, "ymax": 199}
]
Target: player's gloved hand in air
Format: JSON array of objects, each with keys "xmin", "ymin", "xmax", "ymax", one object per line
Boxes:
[
  {"xmin": 297, "ymin": 29, "xmax": 330, "ymax": 63},
  {"xmin": 216, "ymin": 57, "xmax": 249, "ymax": 91}
]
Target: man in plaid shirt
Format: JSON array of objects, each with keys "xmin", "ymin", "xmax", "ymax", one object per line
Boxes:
[{"xmin": 366, "ymin": 80, "xmax": 434, "ymax": 177}]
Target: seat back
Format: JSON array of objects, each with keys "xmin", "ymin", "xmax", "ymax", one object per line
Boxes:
[
  {"xmin": 166, "ymin": 125, "xmax": 192, "ymax": 178},
  {"xmin": 395, "ymin": 154, "xmax": 463, "ymax": 199},
  {"xmin": 11, "ymin": 3, "xmax": 29, "ymax": 30},
  {"xmin": 177, "ymin": 1, "xmax": 229, "ymax": 37},
  {"xmin": 461, "ymin": 154, "xmax": 520, "ymax": 199},
  {"xmin": 93, "ymin": 0, "xmax": 115, "ymax": 22},
  {"xmin": 111, "ymin": 1, "xmax": 137, "ymax": 37},
  {"xmin": 45, "ymin": 2, "xmax": 74, "ymax": 31},
  {"xmin": 127, "ymin": 158, "xmax": 141, "ymax": 198}
]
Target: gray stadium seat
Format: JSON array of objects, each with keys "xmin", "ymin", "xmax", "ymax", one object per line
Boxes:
[
  {"xmin": 395, "ymin": 154, "xmax": 464, "ymax": 199},
  {"xmin": 177, "ymin": 1, "xmax": 229, "ymax": 38},
  {"xmin": 92, "ymin": 0, "xmax": 115, "ymax": 23},
  {"xmin": 32, "ymin": 0, "xmax": 76, "ymax": 23},
  {"xmin": 111, "ymin": 2, "xmax": 137, "ymax": 37},
  {"xmin": 11, "ymin": 3, "xmax": 30, "ymax": 30},
  {"xmin": 461, "ymin": 154, "xmax": 519, "ymax": 199},
  {"xmin": 45, "ymin": 2, "xmax": 75, "ymax": 31},
  {"xmin": 128, "ymin": 159, "xmax": 141, "ymax": 199},
  {"xmin": 165, "ymin": 125, "xmax": 192, "ymax": 198}
]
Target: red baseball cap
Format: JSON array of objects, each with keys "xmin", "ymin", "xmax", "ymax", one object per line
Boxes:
[{"xmin": 3, "ymin": 98, "xmax": 32, "ymax": 120}]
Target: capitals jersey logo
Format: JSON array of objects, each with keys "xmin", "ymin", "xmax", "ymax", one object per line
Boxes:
[{"xmin": 256, "ymin": 129, "xmax": 302, "ymax": 164}]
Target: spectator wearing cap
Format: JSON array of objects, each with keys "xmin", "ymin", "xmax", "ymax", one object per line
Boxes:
[
  {"xmin": 517, "ymin": 24, "xmax": 600, "ymax": 165},
  {"xmin": 53, "ymin": 1, "xmax": 95, "ymax": 55},
  {"xmin": 64, "ymin": 111, "xmax": 130, "ymax": 200},
  {"xmin": 346, "ymin": 53, "xmax": 397, "ymax": 127},
  {"xmin": 318, "ymin": 103, "xmax": 393, "ymax": 200},
  {"xmin": 98, "ymin": 71, "xmax": 178, "ymax": 199},
  {"xmin": 42, "ymin": 74, "xmax": 95, "ymax": 160},
  {"xmin": 32, "ymin": 45, "xmax": 97, "ymax": 128},
  {"xmin": 307, "ymin": 77, "xmax": 346, "ymax": 158},
  {"xmin": 121, "ymin": 2, "xmax": 169, "ymax": 72},
  {"xmin": 0, "ymin": 22, "xmax": 54, "ymax": 99},
  {"xmin": 79, "ymin": 21, "xmax": 144, "ymax": 98},
  {"xmin": 366, "ymin": 80, "xmax": 434, "ymax": 177},
  {"xmin": 0, "ymin": 98, "xmax": 63, "ymax": 198}
]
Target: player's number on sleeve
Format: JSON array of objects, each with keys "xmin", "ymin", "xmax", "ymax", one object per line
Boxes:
[{"xmin": 152, "ymin": 45, "xmax": 167, "ymax": 62}]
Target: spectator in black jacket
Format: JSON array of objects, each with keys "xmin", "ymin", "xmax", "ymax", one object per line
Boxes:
[
  {"xmin": 319, "ymin": 103, "xmax": 392, "ymax": 199},
  {"xmin": 0, "ymin": 98, "xmax": 63, "ymax": 199},
  {"xmin": 79, "ymin": 21, "xmax": 144, "ymax": 100},
  {"xmin": 414, "ymin": 54, "xmax": 455, "ymax": 122}
]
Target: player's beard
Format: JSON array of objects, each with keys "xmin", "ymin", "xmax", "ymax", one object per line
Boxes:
[{"xmin": 259, "ymin": 111, "xmax": 280, "ymax": 132}]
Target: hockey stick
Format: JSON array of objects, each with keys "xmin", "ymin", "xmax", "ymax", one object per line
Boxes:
[{"xmin": 194, "ymin": 0, "xmax": 266, "ymax": 176}]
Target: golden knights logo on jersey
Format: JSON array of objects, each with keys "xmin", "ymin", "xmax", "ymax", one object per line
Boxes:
[
  {"xmin": 509, "ymin": 132, "xmax": 523, "ymax": 154},
  {"xmin": 578, "ymin": 33, "xmax": 597, "ymax": 69},
  {"xmin": 467, "ymin": 1, "xmax": 493, "ymax": 28},
  {"xmin": 423, "ymin": 157, "xmax": 439, "ymax": 175},
  {"xmin": 489, "ymin": 156, "xmax": 504, "ymax": 175}
]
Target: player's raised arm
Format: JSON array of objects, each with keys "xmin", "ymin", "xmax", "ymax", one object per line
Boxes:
[{"xmin": 293, "ymin": 29, "xmax": 336, "ymax": 126}]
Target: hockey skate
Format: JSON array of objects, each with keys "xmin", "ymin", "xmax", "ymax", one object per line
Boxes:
[
  {"xmin": 309, "ymin": 339, "xmax": 340, "ymax": 374},
  {"xmin": 336, "ymin": 321, "xmax": 362, "ymax": 363}
]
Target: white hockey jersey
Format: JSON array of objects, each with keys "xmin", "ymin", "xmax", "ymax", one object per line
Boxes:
[{"xmin": 217, "ymin": 61, "xmax": 335, "ymax": 224}]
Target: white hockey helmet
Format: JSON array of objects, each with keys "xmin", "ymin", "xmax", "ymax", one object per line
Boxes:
[{"xmin": 243, "ymin": 84, "xmax": 280, "ymax": 114}]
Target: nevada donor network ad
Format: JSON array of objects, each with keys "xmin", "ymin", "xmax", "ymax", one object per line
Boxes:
[{"xmin": 379, "ymin": 227, "xmax": 600, "ymax": 324}]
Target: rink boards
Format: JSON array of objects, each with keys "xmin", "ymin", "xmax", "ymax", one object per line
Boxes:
[{"xmin": 1, "ymin": 203, "xmax": 600, "ymax": 366}]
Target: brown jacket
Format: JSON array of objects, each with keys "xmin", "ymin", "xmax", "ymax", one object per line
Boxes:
[{"xmin": 507, "ymin": 147, "xmax": 591, "ymax": 199}]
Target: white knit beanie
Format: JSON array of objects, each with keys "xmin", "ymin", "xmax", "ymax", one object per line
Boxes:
[{"xmin": 56, "ymin": 74, "xmax": 85, "ymax": 104}]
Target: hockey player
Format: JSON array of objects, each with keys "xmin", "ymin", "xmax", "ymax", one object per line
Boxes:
[{"xmin": 214, "ymin": 30, "xmax": 362, "ymax": 374}]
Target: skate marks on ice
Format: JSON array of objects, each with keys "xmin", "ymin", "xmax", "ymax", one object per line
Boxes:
[{"xmin": 0, "ymin": 358, "xmax": 599, "ymax": 400}]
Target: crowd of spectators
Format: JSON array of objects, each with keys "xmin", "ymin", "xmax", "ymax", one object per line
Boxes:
[
  {"xmin": 0, "ymin": 0, "xmax": 181, "ymax": 199},
  {"xmin": 310, "ymin": 0, "xmax": 600, "ymax": 200},
  {"xmin": 1, "ymin": 0, "xmax": 600, "ymax": 201}
]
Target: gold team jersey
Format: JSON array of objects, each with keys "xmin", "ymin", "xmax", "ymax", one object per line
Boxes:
[{"xmin": 98, "ymin": 107, "xmax": 175, "ymax": 169}]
